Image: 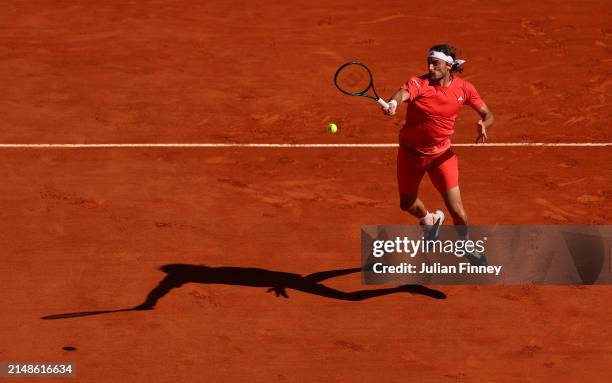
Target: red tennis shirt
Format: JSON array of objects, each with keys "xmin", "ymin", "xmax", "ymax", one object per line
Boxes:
[{"xmin": 399, "ymin": 74, "xmax": 485, "ymax": 155}]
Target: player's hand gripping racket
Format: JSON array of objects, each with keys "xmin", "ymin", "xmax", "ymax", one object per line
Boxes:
[{"xmin": 334, "ymin": 61, "xmax": 389, "ymax": 110}]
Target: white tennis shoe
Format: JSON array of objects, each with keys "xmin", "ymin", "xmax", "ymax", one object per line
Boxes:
[{"xmin": 422, "ymin": 210, "xmax": 445, "ymax": 242}]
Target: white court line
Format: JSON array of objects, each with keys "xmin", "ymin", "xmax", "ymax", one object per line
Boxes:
[{"xmin": 0, "ymin": 142, "xmax": 610, "ymax": 148}]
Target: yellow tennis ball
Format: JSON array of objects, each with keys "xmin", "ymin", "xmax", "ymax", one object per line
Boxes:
[{"xmin": 327, "ymin": 123, "xmax": 338, "ymax": 134}]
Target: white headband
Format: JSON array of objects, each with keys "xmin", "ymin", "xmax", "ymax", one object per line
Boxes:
[{"xmin": 428, "ymin": 50, "xmax": 466, "ymax": 67}]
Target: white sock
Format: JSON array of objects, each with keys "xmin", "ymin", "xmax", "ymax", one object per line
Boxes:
[{"xmin": 419, "ymin": 212, "xmax": 434, "ymax": 225}]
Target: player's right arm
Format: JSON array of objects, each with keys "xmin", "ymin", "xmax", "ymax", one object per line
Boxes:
[{"xmin": 384, "ymin": 89, "xmax": 409, "ymax": 116}]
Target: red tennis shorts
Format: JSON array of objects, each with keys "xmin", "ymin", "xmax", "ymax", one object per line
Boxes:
[{"xmin": 397, "ymin": 145, "xmax": 459, "ymax": 195}]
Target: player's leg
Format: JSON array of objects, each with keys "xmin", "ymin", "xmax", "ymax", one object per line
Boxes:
[
  {"xmin": 428, "ymin": 149, "xmax": 463, "ymax": 222},
  {"xmin": 399, "ymin": 192, "xmax": 426, "ymax": 218},
  {"xmin": 442, "ymin": 186, "xmax": 468, "ymax": 226},
  {"xmin": 428, "ymin": 151, "xmax": 469, "ymax": 232},
  {"xmin": 441, "ymin": 187, "xmax": 476, "ymax": 249},
  {"xmin": 429, "ymin": 152, "xmax": 487, "ymax": 265},
  {"xmin": 397, "ymin": 145, "xmax": 443, "ymax": 226},
  {"xmin": 429, "ymin": 150, "xmax": 472, "ymax": 239},
  {"xmin": 442, "ymin": 186, "xmax": 486, "ymax": 265}
]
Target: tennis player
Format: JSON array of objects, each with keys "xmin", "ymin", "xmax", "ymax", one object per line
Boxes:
[{"xmin": 385, "ymin": 44, "xmax": 494, "ymax": 263}]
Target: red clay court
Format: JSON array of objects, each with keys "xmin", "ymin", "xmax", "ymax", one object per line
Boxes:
[{"xmin": 1, "ymin": 1, "xmax": 611, "ymax": 382}]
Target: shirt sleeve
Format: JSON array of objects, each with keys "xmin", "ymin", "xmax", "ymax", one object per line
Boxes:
[
  {"xmin": 464, "ymin": 81, "xmax": 485, "ymax": 110},
  {"xmin": 400, "ymin": 77, "xmax": 423, "ymax": 102}
]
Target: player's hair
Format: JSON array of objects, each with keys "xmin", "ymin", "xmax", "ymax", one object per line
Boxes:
[{"xmin": 429, "ymin": 44, "xmax": 464, "ymax": 73}]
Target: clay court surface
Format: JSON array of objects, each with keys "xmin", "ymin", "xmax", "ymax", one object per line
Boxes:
[{"xmin": 1, "ymin": 1, "xmax": 611, "ymax": 382}]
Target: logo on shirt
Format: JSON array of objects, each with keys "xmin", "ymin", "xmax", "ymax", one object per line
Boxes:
[{"xmin": 457, "ymin": 96, "xmax": 464, "ymax": 102}]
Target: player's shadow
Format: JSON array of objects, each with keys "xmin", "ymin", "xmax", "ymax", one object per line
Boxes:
[{"xmin": 42, "ymin": 264, "xmax": 445, "ymax": 320}]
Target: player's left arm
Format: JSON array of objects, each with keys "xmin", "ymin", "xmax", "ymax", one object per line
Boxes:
[{"xmin": 475, "ymin": 104, "xmax": 495, "ymax": 144}]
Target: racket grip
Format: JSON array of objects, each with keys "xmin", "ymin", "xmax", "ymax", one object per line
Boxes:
[{"xmin": 377, "ymin": 97, "xmax": 390, "ymax": 109}]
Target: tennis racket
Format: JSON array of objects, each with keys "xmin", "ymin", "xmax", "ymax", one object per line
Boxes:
[{"xmin": 334, "ymin": 61, "xmax": 389, "ymax": 109}]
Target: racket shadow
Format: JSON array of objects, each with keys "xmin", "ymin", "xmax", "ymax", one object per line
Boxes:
[
  {"xmin": 42, "ymin": 308, "xmax": 136, "ymax": 320},
  {"xmin": 41, "ymin": 264, "xmax": 446, "ymax": 320}
]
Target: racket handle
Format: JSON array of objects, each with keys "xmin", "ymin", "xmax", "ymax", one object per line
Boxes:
[{"xmin": 377, "ymin": 97, "xmax": 390, "ymax": 109}]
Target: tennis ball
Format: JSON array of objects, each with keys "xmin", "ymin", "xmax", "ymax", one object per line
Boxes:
[{"xmin": 327, "ymin": 123, "xmax": 338, "ymax": 134}]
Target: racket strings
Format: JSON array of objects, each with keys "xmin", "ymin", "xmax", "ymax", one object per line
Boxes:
[{"xmin": 335, "ymin": 64, "xmax": 372, "ymax": 95}]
